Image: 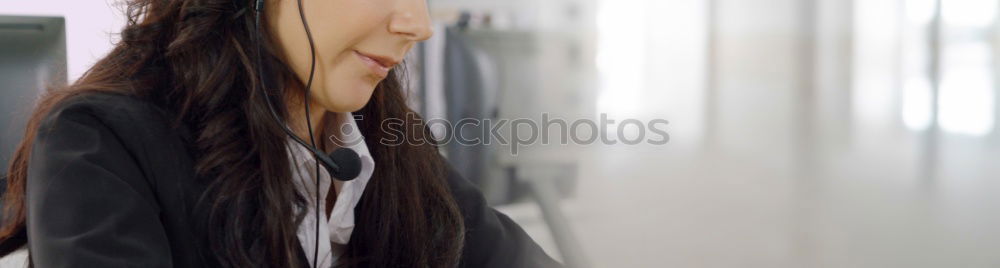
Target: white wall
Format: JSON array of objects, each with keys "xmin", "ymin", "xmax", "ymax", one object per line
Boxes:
[{"xmin": 2, "ymin": 0, "xmax": 125, "ymax": 82}]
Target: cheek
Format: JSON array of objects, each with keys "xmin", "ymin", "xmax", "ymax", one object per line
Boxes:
[
  {"xmin": 308, "ymin": 0, "xmax": 387, "ymax": 66},
  {"xmin": 309, "ymin": 43, "xmax": 381, "ymax": 112},
  {"xmin": 316, "ymin": 59, "xmax": 379, "ymax": 112},
  {"xmin": 303, "ymin": 0, "xmax": 391, "ymax": 112}
]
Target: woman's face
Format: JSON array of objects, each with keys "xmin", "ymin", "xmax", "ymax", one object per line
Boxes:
[{"xmin": 268, "ymin": 0, "xmax": 432, "ymax": 112}]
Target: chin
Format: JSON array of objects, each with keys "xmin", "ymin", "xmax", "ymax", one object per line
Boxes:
[
  {"xmin": 325, "ymin": 89, "xmax": 375, "ymax": 113},
  {"xmin": 317, "ymin": 73, "xmax": 380, "ymax": 112},
  {"xmin": 321, "ymin": 96, "xmax": 368, "ymax": 113},
  {"xmin": 341, "ymin": 98, "xmax": 370, "ymax": 112}
]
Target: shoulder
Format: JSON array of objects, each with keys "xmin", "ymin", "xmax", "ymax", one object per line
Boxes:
[
  {"xmin": 39, "ymin": 91, "xmax": 190, "ymax": 143},
  {"xmin": 29, "ymin": 91, "xmax": 198, "ymax": 205},
  {"xmin": 443, "ymin": 165, "xmax": 489, "ymax": 222},
  {"xmin": 442, "ymin": 164, "xmax": 563, "ymax": 267},
  {"xmin": 42, "ymin": 91, "xmax": 166, "ymax": 129},
  {"xmin": 35, "ymin": 91, "xmax": 196, "ymax": 174}
]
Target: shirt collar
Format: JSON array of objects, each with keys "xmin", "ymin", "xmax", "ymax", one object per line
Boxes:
[
  {"xmin": 287, "ymin": 112, "xmax": 375, "ymax": 247},
  {"xmin": 288, "ymin": 112, "xmax": 375, "ymax": 179}
]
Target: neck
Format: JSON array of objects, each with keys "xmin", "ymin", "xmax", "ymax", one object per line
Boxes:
[{"xmin": 285, "ymin": 91, "xmax": 329, "ymax": 147}]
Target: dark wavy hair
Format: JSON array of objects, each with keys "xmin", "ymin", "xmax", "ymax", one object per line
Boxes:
[{"xmin": 0, "ymin": 0, "xmax": 465, "ymax": 267}]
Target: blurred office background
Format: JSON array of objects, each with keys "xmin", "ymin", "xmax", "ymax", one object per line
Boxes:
[{"xmin": 4, "ymin": 0, "xmax": 1000, "ymax": 267}]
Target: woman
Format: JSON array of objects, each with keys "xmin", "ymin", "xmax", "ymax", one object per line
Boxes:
[{"xmin": 0, "ymin": 0, "xmax": 560, "ymax": 267}]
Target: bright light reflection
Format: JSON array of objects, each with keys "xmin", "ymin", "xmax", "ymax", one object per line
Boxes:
[
  {"xmin": 595, "ymin": 0, "xmax": 646, "ymax": 119},
  {"xmin": 905, "ymin": 0, "xmax": 936, "ymax": 25},
  {"xmin": 902, "ymin": 77, "xmax": 933, "ymax": 131},
  {"xmin": 939, "ymin": 68, "xmax": 995, "ymax": 136},
  {"xmin": 942, "ymin": 0, "xmax": 998, "ymax": 27}
]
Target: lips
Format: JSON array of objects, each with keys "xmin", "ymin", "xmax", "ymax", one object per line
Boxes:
[{"xmin": 354, "ymin": 50, "xmax": 399, "ymax": 78}]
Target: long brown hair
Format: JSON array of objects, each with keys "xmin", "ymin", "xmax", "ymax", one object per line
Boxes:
[{"xmin": 0, "ymin": 0, "xmax": 465, "ymax": 267}]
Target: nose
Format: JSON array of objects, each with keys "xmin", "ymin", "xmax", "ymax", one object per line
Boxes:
[{"xmin": 388, "ymin": 0, "xmax": 433, "ymax": 42}]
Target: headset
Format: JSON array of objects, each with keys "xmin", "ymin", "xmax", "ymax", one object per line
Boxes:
[{"xmin": 254, "ymin": 0, "xmax": 362, "ymax": 266}]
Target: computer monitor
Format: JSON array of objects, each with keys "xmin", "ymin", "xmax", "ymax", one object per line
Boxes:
[{"xmin": 0, "ymin": 15, "xmax": 66, "ymax": 181}]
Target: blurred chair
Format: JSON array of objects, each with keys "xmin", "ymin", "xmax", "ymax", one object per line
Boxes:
[{"xmin": 417, "ymin": 14, "xmax": 589, "ymax": 267}]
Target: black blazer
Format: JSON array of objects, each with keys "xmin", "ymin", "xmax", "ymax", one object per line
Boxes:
[{"xmin": 23, "ymin": 92, "xmax": 561, "ymax": 268}]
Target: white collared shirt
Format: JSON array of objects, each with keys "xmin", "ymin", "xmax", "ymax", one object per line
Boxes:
[{"xmin": 287, "ymin": 112, "xmax": 375, "ymax": 268}]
